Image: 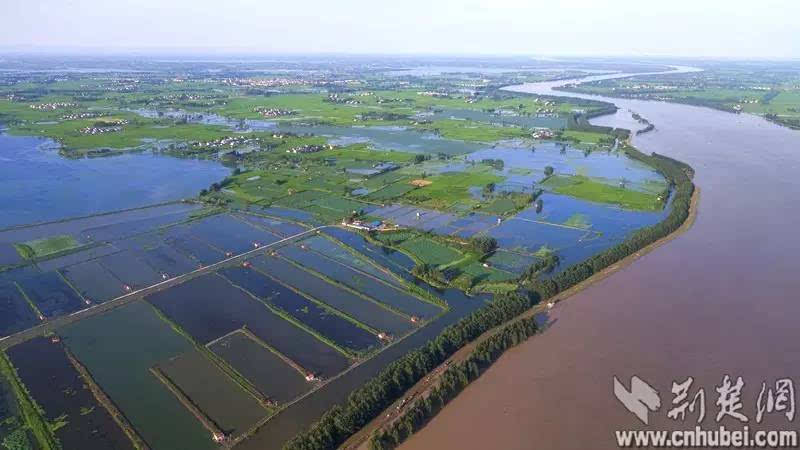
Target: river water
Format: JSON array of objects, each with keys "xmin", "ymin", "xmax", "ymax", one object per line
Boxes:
[{"xmin": 403, "ymin": 69, "xmax": 800, "ymax": 449}]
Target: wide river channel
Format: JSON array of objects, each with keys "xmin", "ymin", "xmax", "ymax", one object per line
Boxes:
[{"xmin": 403, "ymin": 69, "xmax": 800, "ymax": 449}]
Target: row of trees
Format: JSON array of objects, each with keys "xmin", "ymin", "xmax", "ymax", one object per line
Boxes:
[
  {"xmin": 282, "ymin": 291, "xmax": 536, "ymax": 450},
  {"xmin": 370, "ymin": 316, "xmax": 539, "ymax": 449}
]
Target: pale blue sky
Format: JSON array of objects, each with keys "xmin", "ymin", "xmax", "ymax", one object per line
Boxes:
[{"xmin": 2, "ymin": 0, "xmax": 798, "ymax": 58}]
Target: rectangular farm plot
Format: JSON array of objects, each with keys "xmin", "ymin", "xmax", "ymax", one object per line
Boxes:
[
  {"xmin": 146, "ymin": 274, "xmax": 350, "ymax": 377},
  {"xmin": 278, "ymin": 244, "xmax": 441, "ymax": 319},
  {"xmin": 165, "ymin": 235, "xmax": 224, "ymax": 266},
  {"xmin": 0, "ymin": 282, "xmax": 39, "ymax": 336},
  {"xmin": 299, "ymin": 235, "xmax": 403, "ymax": 287},
  {"xmin": 234, "ymin": 213, "xmax": 309, "ymax": 237},
  {"xmin": 218, "ymin": 266, "xmax": 380, "ymax": 352},
  {"xmin": 322, "ymin": 227, "xmax": 417, "ymax": 274},
  {"xmin": 98, "ymin": 250, "xmax": 161, "ymax": 289},
  {"xmin": 187, "ymin": 214, "xmax": 280, "ymax": 255},
  {"xmin": 15, "ymin": 271, "xmax": 84, "ymax": 318},
  {"xmin": 209, "ymin": 331, "xmax": 312, "ymax": 405},
  {"xmin": 136, "ymin": 245, "xmax": 197, "ymax": 278},
  {"xmin": 60, "ymin": 301, "xmax": 217, "ymax": 450},
  {"xmin": 155, "ymin": 349, "xmax": 267, "ymax": 439},
  {"xmin": 252, "ymin": 255, "xmax": 413, "ymax": 336},
  {"xmin": 398, "ymin": 237, "xmax": 461, "ymax": 267},
  {"xmin": 61, "ymin": 260, "xmax": 124, "ymax": 303},
  {"xmin": 7, "ymin": 337, "xmax": 134, "ymax": 450}
]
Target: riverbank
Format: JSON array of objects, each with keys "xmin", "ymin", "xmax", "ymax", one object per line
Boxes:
[{"xmin": 341, "ymin": 185, "xmax": 698, "ymax": 449}]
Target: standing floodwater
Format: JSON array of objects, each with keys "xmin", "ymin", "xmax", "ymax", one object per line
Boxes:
[
  {"xmin": 0, "ymin": 131, "xmax": 229, "ymax": 228},
  {"xmin": 403, "ymin": 70, "xmax": 800, "ymax": 449}
]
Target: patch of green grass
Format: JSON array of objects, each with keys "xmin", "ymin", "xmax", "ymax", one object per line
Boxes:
[
  {"xmin": 413, "ymin": 119, "xmax": 529, "ymax": 142},
  {"xmin": 561, "ymin": 130, "xmax": 610, "ymax": 144},
  {"xmin": 15, "ymin": 235, "xmax": 80, "ymax": 259},
  {"xmin": 563, "ymin": 213, "xmax": 591, "ymax": 229},
  {"xmin": 398, "ymin": 237, "xmax": 462, "ymax": 267},
  {"xmin": 543, "ymin": 175, "xmax": 661, "ymax": 211},
  {"xmin": 400, "ymin": 170, "xmax": 503, "ymax": 210}
]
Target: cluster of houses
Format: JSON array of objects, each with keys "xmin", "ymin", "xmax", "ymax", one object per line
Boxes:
[
  {"xmin": 253, "ymin": 107, "xmax": 296, "ymax": 118},
  {"xmin": 325, "ymin": 93, "xmax": 361, "ymax": 105},
  {"xmin": 417, "ymin": 91, "xmax": 450, "ymax": 98},
  {"xmin": 79, "ymin": 119, "xmax": 129, "ymax": 135},
  {"xmin": 222, "ymin": 77, "xmax": 307, "ymax": 88},
  {"xmin": 29, "ymin": 102, "xmax": 76, "ymax": 110},
  {"xmin": 191, "ymin": 135, "xmax": 262, "ymax": 150},
  {"xmin": 341, "ymin": 218, "xmax": 384, "ymax": 231},
  {"xmin": 286, "ymin": 144, "xmax": 334, "ymax": 154},
  {"xmin": 61, "ymin": 112, "xmax": 100, "ymax": 120}
]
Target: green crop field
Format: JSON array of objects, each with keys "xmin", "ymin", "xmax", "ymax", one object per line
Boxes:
[
  {"xmin": 399, "ymin": 237, "xmax": 462, "ymax": 267},
  {"xmin": 543, "ymin": 175, "xmax": 661, "ymax": 211},
  {"xmin": 15, "ymin": 235, "xmax": 80, "ymax": 259}
]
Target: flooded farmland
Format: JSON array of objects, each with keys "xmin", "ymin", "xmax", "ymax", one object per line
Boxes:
[
  {"xmin": 6, "ymin": 337, "xmax": 133, "ymax": 450},
  {"xmin": 0, "ymin": 131, "xmax": 229, "ymax": 228},
  {"xmin": 210, "ymin": 331, "xmax": 312, "ymax": 404},
  {"xmin": 60, "ymin": 301, "xmax": 215, "ymax": 450},
  {"xmin": 146, "ymin": 274, "xmax": 351, "ymax": 376},
  {"xmin": 219, "ymin": 266, "xmax": 381, "ymax": 352},
  {"xmin": 251, "ymin": 255, "xmax": 414, "ymax": 336},
  {"xmin": 156, "ymin": 349, "xmax": 267, "ymax": 438}
]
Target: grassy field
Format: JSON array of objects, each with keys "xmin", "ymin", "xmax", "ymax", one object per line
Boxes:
[
  {"xmin": 543, "ymin": 175, "xmax": 661, "ymax": 211},
  {"xmin": 398, "ymin": 237, "xmax": 462, "ymax": 267},
  {"xmin": 400, "ymin": 170, "xmax": 503, "ymax": 210},
  {"xmin": 15, "ymin": 235, "xmax": 80, "ymax": 259}
]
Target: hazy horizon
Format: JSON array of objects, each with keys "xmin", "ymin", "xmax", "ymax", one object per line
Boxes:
[{"xmin": 3, "ymin": 0, "xmax": 799, "ymax": 59}]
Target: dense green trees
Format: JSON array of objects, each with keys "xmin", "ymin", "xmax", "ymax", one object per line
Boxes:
[
  {"xmin": 468, "ymin": 234, "xmax": 498, "ymax": 256},
  {"xmin": 370, "ymin": 316, "xmax": 539, "ymax": 450}
]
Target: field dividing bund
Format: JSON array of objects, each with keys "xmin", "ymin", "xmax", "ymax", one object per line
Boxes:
[
  {"xmin": 277, "ymin": 244, "xmax": 442, "ymax": 319},
  {"xmin": 209, "ymin": 330, "xmax": 312, "ymax": 405},
  {"xmin": 145, "ymin": 273, "xmax": 350, "ymax": 377},
  {"xmin": 59, "ymin": 301, "xmax": 217, "ymax": 450},
  {"xmin": 251, "ymin": 255, "xmax": 414, "ymax": 336},
  {"xmin": 218, "ymin": 266, "xmax": 381, "ymax": 353},
  {"xmin": 6, "ymin": 337, "xmax": 134, "ymax": 450},
  {"xmin": 153, "ymin": 349, "xmax": 267, "ymax": 439}
]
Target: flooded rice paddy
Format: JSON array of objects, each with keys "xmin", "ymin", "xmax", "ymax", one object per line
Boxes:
[
  {"xmin": 6, "ymin": 337, "xmax": 133, "ymax": 450},
  {"xmin": 209, "ymin": 331, "xmax": 312, "ymax": 404},
  {"xmin": 156, "ymin": 349, "xmax": 267, "ymax": 438},
  {"xmin": 218, "ymin": 266, "xmax": 380, "ymax": 352},
  {"xmin": 277, "ymin": 244, "xmax": 441, "ymax": 318},
  {"xmin": 252, "ymin": 255, "xmax": 414, "ymax": 336},
  {"xmin": 146, "ymin": 273, "xmax": 351, "ymax": 376},
  {"xmin": 60, "ymin": 301, "xmax": 215, "ymax": 450}
]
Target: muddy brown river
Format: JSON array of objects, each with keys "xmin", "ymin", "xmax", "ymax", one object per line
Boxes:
[{"xmin": 402, "ymin": 69, "xmax": 800, "ymax": 449}]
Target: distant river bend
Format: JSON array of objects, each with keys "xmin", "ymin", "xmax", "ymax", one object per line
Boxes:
[{"xmin": 402, "ymin": 67, "xmax": 800, "ymax": 449}]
